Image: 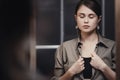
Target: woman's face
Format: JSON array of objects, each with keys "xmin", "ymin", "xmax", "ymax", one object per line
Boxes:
[{"xmin": 75, "ymin": 5, "xmax": 101, "ymax": 33}]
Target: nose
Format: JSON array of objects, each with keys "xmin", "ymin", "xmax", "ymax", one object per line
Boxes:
[{"xmin": 84, "ymin": 17, "xmax": 89, "ymax": 23}]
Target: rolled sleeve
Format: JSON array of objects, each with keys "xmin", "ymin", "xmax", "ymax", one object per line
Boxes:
[
  {"xmin": 111, "ymin": 43, "xmax": 116, "ymax": 71},
  {"xmin": 53, "ymin": 44, "xmax": 67, "ymax": 78}
]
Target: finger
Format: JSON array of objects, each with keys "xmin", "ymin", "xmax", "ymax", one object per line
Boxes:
[
  {"xmin": 91, "ymin": 53, "xmax": 94, "ymax": 57},
  {"xmin": 79, "ymin": 56, "xmax": 81, "ymax": 58},
  {"xmin": 90, "ymin": 60, "xmax": 93, "ymax": 64},
  {"xmin": 82, "ymin": 66, "xmax": 85, "ymax": 70},
  {"xmin": 91, "ymin": 55, "xmax": 95, "ymax": 60},
  {"xmin": 90, "ymin": 62, "xmax": 92, "ymax": 65},
  {"xmin": 81, "ymin": 60, "xmax": 84, "ymax": 64},
  {"xmin": 79, "ymin": 56, "xmax": 84, "ymax": 61},
  {"xmin": 78, "ymin": 59, "xmax": 84, "ymax": 64},
  {"xmin": 80, "ymin": 57, "xmax": 83, "ymax": 61},
  {"xmin": 91, "ymin": 52, "xmax": 96, "ymax": 57},
  {"xmin": 81, "ymin": 65, "xmax": 85, "ymax": 70}
]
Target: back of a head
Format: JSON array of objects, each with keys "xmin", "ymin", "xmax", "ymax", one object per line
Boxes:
[{"xmin": 0, "ymin": 0, "xmax": 35, "ymax": 80}]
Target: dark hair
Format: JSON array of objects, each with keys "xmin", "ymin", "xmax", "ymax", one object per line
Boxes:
[{"xmin": 74, "ymin": 0, "xmax": 101, "ymax": 17}]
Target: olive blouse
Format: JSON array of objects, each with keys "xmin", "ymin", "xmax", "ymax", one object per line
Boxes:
[{"xmin": 51, "ymin": 34, "xmax": 116, "ymax": 80}]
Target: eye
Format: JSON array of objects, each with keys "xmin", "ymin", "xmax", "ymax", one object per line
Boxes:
[
  {"xmin": 89, "ymin": 14, "xmax": 95, "ymax": 19},
  {"xmin": 79, "ymin": 14, "xmax": 85, "ymax": 18}
]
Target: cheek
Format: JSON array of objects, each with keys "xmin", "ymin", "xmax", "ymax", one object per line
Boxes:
[
  {"xmin": 76, "ymin": 18, "xmax": 84, "ymax": 25},
  {"xmin": 91, "ymin": 20, "xmax": 99, "ymax": 26}
]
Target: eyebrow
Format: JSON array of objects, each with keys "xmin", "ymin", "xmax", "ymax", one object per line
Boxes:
[
  {"xmin": 89, "ymin": 13, "xmax": 96, "ymax": 15},
  {"xmin": 78, "ymin": 13, "xmax": 84, "ymax": 15},
  {"xmin": 78, "ymin": 13, "xmax": 96, "ymax": 15}
]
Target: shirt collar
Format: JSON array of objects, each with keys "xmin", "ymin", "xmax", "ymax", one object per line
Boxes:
[
  {"xmin": 97, "ymin": 34, "xmax": 109, "ymax": 48},
  {"xmin": 76, "ymin": 33, "xmax": 109, "ymax": 48},
  {"xmin": 77, "ymin": 37, "xmax": 82, "ymax": 48}
]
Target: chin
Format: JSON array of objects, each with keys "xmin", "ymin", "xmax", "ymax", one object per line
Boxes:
[
  {"xmin": 82, "ymin": 30, "xmax": 91, "ymax": 32},
  {"xmin": 81, "ymin": 29, "xmax": 94, "ymax": 33}
]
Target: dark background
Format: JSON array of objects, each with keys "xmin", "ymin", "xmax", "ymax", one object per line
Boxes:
[{"xmin": 36, "ymin": 0, "xmax": 115, "ymax": 77}]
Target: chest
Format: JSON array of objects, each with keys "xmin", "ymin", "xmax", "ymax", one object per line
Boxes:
[
  {"xmin": 80, "ymin": 43, "xmax": 97, "ymax": 57},
  {"xmin": 64, "ymin": 45, "xmax": 113, "ymax": 76}
]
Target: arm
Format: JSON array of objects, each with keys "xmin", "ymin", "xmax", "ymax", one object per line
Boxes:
[
  {"xmin": 100, "ymin": 64, "xmax": 116, "ymax": 80},
  {"xmin": 59, "ymin": 70, "xmax": 74, "ymax": 80},
  {"xmin": 101, "ymin": 43, "xmax": 116, "ymax": 80},
  {"xmin": 59, "ymin": 56, "xmax": 85, "ymax": 80},
  {"xmin": 90, "ymin": 52, "xmax": 116, "ymax": 80},
  {"xmin": 53, "ymin": 44, "xmax": 85, "ymax": 80}
]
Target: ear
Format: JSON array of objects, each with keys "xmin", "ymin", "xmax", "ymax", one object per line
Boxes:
[
  {"xmin": 98, "ymin": 16, "xmax": 102, "ymax": 23},
  {"xmin": 74, "ymin": 15, "xmax": 77, "ymax": 21}
]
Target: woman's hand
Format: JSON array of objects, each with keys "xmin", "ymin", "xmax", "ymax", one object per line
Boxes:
[
  {"xmin": 90, "ymin": 52, "xmax": 116, "ymax": 80},
  {"xmin": 59, "ymin": 56, "xmax": 84, "ymax": 80},
  {"xmin": 68, "ymin": 56, "xmax": 85, "ymax": 75},
  {"xmin": 90, "ymin": 52, "xmax": 107, "ymax": 71}
]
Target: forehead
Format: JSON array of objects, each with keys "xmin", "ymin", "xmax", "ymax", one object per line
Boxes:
[{"xmin": 77, "ymin": 5, "xmax": 96, "ymax": 15}]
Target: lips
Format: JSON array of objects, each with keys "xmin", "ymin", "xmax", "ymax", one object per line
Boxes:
[{"xmin": 83, "ymin": 25, "xmax": 90, "ymax": 29}]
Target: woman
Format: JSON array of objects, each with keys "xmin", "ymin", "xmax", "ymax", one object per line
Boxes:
[{"xmin": 52, "ymin": 0, "xmax": 116, "ymax": 80}]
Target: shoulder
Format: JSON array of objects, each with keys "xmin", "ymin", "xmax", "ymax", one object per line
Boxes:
[
  {"xmin": 57, "ymin": 38, "xmax": 78, "ymax": 49},
  {"xmin": 62, "ymin": 38, "xmax": 78, "ymax": 47},
  {"xmin": 102, "ymin": 37, "xmax": 115, "ymax": 47},
  {"xmin": 103, "ymin": 37, "xmax": 115, "ymax": 43}
]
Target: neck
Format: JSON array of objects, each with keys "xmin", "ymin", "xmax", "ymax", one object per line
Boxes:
[{"xmin": 80, "ymin": 31, "xmax": 98, "ymax": 43}]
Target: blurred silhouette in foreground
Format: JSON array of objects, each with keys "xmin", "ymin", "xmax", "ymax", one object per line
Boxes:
[{"xmin": 0, "ymin": 0, "xmax": 48, "ymax": 80}]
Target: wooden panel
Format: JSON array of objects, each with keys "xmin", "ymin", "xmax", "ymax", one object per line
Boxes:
[{"xmin": 115, "ymin": 0, "xmax": 120, "ymax": 80}]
